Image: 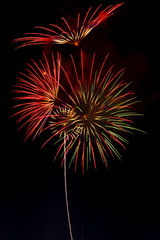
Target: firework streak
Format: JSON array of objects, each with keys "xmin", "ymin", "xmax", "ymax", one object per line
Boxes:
[{"xmin": 13, "ymin": 3, "xmax": 124, "ymax": 48}]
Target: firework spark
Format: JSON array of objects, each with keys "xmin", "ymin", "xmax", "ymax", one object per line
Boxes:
[
  {"xmin": 13, "ymin": 3, "xmax": 124, "ymax": 48},
  {"xmin": 13, "ymin": 52, "xmax": 61, "ymax": 140},
  {"xmin": 47, "ymin": 51, "xmax": 144, "ymax": 174}
]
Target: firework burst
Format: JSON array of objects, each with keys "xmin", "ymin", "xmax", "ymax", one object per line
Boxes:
[
  {"xmin": 13, "ymin": 3, "xmax": 124, "ymax": 48},
  {"xmin": 13, "ymin": 52, "xmax": 61, "ymax": 140},
  {"xmin": 46, "ymin": 51, "xmax": 144, "ymax": 174}
]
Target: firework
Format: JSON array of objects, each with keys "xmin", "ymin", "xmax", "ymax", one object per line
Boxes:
[
  {"xmin": 13, "ymin": 52, "xmax": 61, "ymax": 140},
  {"xmin": 47, "ymin": 51, "xmax": 143, "ymax": 174},
  {"xmin": 13, "ymin": 3, "xmax": 124, "ymax": 48}
]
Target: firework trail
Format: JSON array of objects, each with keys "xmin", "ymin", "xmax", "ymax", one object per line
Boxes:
[
  {"xmin": 13, "ymin": 52, "xmax": 61, "ymax": 140},
  {"xmin": 64, "ymin": 131, "xmax": 74, "ymax": 240},
  {"xmin": 13, "ymin": 3, "xmax": 124, "ymax": 48},
  {"xmin": 47, "ymin": 50, "xmax": 144, "ymax": 175}
]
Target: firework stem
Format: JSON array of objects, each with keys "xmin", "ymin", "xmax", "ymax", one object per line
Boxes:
[{"xmin": 64, "ymin": 132, "xmax": 74, "ymax": 240}]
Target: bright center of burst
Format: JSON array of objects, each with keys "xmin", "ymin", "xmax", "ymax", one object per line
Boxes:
[
  {"xmin": 83, "ymin": 115, "xmax": 87, "ymax": 120},
  {"xmin": 73, "ymin": 41, "xmax": 79, "ymax": 46}
]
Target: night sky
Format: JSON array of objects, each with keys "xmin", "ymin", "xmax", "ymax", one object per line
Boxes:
[{"xmin": 4, "ymin": 0, "xmax": 160, "ymax": 239}]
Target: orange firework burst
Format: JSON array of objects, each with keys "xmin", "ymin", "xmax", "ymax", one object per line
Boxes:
[
  {"xmin": 13, "ymin": 3, "xmax": 124, "ymax": 48},
  {"xmin": 13, "ymin": 52, "xmax": 61, "ymax": 140}
]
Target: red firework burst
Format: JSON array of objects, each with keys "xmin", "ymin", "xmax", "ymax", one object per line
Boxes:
[
  {"xmin": 13, "ymin": 52, "xmax": 61, "ymax": 140},
  {"xmin": 13, "ymin": 3, "xmax": 124, "ymax": 48}
]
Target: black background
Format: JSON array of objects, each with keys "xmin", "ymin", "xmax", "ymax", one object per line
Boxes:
[{"xmin": 4, "ymin": 0, "xmax": 160, "ymax": 239}]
